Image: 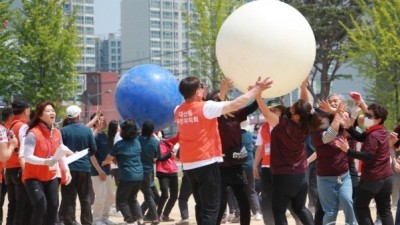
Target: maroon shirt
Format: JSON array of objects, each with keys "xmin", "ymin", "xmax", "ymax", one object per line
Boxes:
[
  {"xmin": 218, "ymin": 101, "xmax": 258, "ymax": 167},
  {"xmin": 312, "ymin": 131, "xmax": 349, "ymax": 176},
  {"xmin": 270, "ymin": 116, "xmax": 309, "ymax": 174},
  {"xmin": 360, "ymin": 127, "xmax": 393, "ymax": 181}
]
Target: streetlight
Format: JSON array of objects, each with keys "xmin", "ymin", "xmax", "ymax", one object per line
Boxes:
[{"xmin": 84, "ymin": 89, "xmax": 112, "ymax": 121}]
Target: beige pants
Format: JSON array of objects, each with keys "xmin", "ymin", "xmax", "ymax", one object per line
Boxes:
[{"xmin": 91, "ymin": 175, "xmax": 114, "ymax": 222}]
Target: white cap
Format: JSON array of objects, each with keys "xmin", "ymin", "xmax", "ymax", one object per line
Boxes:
[
  {"xmin": 66, "ymin": 105, "xmax": 82, "ymax": 118},
  {"xmin": 240, "ymin": 118, "xmax": 251, "ymax": 131}
]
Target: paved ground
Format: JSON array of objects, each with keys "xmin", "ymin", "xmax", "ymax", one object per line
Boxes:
[{"xmin": 0, "ymin": 187, "xmax": 392, "ymax": 225}]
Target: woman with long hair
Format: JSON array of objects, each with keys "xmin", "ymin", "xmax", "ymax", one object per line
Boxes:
[{"xmin": 23, "ymin": 101, "xmax": 71, "ymax": 225}]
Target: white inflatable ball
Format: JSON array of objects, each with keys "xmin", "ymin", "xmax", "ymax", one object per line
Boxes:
[{"xmin": 216, "ymin": 0, "xmax": 316, "ymax": 98}]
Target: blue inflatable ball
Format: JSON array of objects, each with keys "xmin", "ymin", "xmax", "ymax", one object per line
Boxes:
[{"xmin": 115, "ymin": 64, "xmax": 183, "ymax": 132}]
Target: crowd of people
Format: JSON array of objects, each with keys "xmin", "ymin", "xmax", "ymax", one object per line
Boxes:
[{"xmin": 0, "ymin": 75, "xmax": 399, "ymax": 225}]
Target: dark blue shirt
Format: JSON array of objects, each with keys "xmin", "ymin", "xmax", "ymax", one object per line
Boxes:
[
  {"xmin": 111, "ymin": 139, "xmax": 143, "ymax": 181},
  {"xmin": 61, "ymin": 122, "xmax": 97, "ymax": 172},
  {"xmin": 139, "ymin": 136, "xmax": 160, "ymax": 173},
  {"xmin": 91, "ymin": 132, "xmax": 111, "ymax": 176}
]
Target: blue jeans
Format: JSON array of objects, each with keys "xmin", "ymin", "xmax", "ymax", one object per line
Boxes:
[{"xmin": 317, "ymin": 171, "xmax": 357, "ymax": 225}]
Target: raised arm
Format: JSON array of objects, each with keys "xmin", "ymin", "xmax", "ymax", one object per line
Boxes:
[
  {"xmin": 221, "ymin": 77, "xmax": 273, "ymax": 116},
  {"xmin": 300, "ymin": 76, "xmax": 309, "ymax": 102},
  {"xmin": 256, "ymin": 95, "xmax": 279, "ymax": 127}
]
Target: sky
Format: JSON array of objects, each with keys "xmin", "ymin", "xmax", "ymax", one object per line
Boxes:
[{"xmin": 94, "ymin": 0, "xmax": 121, "ymax": 35}]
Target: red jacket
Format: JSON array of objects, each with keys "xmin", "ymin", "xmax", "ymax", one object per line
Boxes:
[{"xmin": 156, "ymin": 135, "xmax": 179, "ymax": 174}]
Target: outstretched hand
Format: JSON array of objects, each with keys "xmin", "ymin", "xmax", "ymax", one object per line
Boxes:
[{"xmin": 254, "ymin": 77, "xmax": 273, "ymax": 92}]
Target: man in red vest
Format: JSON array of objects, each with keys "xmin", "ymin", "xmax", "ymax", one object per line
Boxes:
[
  {"xmin": 174, "ymin": 76, "xmax": 273, "ymax": 225},
  {"xmin": 4, "ymin": 99, "xmax": 32, "ymax": 225}
]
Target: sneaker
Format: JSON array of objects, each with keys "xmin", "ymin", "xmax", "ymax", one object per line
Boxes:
[
  {"xmin": 230, "ymin": 216, "xmax": 240, "ymax": 223},
  {"xmin": 161, "ymin": 215, "xmax": 175, "ymax": 222},
  {"xmin": 254, "ymin": 212, "xmax": 262, "ymax": 221},
  {"xmin": 127, "ymin": 222, "xmax": 137, "ymax": 225},
  {"xmin": 175, "ymin": 219, "xmax": 189, "ymax": 225},
  {"xmin": 102, "ymin": 219, "xmax": 117, "ymax": 225}
]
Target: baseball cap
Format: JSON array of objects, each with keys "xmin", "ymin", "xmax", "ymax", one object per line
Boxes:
[
  {"xmin": 66, "ymin": 105, "xmax": 82, "ymax": 118},
  {"xmin": 11, "ymin": 99, "xmax": 30, "ymax": 111}
]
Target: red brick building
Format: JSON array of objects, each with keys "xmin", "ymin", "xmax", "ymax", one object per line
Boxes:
[{"xmin": 83, "ymin": 72, "xmax": 120, "ymax": 122}]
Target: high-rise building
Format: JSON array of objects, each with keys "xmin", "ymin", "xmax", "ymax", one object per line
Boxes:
[
  {"xmin": 121, "ymin": 0, "xmax": 195, "ymax": 80},
  {"xmin": 64, "ymin": 0, "xmax": 96, "ymax": 73},
  {"xmin": 95, "ymin": 33, "xmax": 122, "ymax": 75}
]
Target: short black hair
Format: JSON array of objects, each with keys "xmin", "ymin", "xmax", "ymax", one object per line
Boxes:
[
  {"xmin": 141, "ymin": 120, "xmax": 155, "ymax": 137},
  {"xmin": 12, "ymin": 99, "xmax": 30, "ymax": 115},
  {"xmin": 120, "ymin": 119, "xmax": 138, "ymax": 141},
  {"xmin": 368, "ymin": 103, "xmax": 387, "ymax": 125},
  {"xmin": 179, "ymin": 76, "xmax": 200, "ymax": 99},
  {"xmin": 1, "ymin": 107, "xmax": 13, "ymax": 124}
]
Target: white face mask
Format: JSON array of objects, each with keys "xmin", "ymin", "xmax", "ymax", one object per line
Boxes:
[{"xmin": 364, "ymin": 117, "xmax": 375, "ymax": 128}]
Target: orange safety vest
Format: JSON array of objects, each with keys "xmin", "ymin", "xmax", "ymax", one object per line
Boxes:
[
  {"xmin": 174, "ymin": 101, "xmax": 222, "ymax": 163},
  {"xmin": 23, "ymin": 124, "xmax": 61, "ymax": 182},
  {"xmin": 4, "ymin": 117, "xmax": 27, "ymax": 168}
]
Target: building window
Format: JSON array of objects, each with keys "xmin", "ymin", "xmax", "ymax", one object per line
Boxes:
[
  {"xmin": 163, "ymin": 41, "xmax": 173, "ymax": 49},
  {"xmin": 85, "ymin": 27, "xmax": 94, "ymax": 34},
  {"xmin": 162, "ymin": 1, "xmax": 173, "ymax": 9},
  {"xmin": 151, "ymin": 50, "xmax": 161, "ymax": 57},
  {"xmin": 151, "ymin": 31, "xmax": 161, "ymax": 39},
  {"xmin": 162, "ymin": 21, "xmax": 173, "ymax": 29},
  {"xmin": 163, "ymin": 12, "xmax": 173, "ymax": 20},
  {"xmin": 85, "ymin": 16, "xmax": 94, "ymax": 25},
  {"xmin": 85, "ymin": 6, "xmax": 94, "ymax": 14},
  {"xmin": 151, "ymin": 41, "xmax": 161, "ymax": 48},
  {"xmin": 151, "ymin": 0, "xmax": 160, "ymax": 8},
  {"xmin": 151, "ymin": 20, "xmax": 161, "ymax": 29},
  {"xmin": 150, "ymin": 10, "xmax": 161, "ymax": 19},
  {"xmin": 162, "ymin": 31, "xmax": 173, "ymax": 39}
]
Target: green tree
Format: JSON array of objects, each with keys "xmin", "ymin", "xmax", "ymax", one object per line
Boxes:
[
  {"xmin": 12, "ymin": 0, "xmax": 80, "ymax": 105},
  {"xmin": 342, "ymin": 0, "xmax": 400, "ymax": 129},
  {"xmin": 183, "ymin": 0, "xmax": 244, "ymax": 90},
  {"xmin": 0, "ymin": 0, "xmax": 20, "ymax": 103},
  {"xmin": 284, "ymin": 0, "xmax": 362, "ymax": 103}
]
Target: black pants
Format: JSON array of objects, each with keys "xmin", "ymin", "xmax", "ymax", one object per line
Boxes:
[
  {"xmin": 141, "ymin": 186, "xmax": 160, "ymax": 219},
  {"xmin": 260, "ymin": 168, "xmax": 275, "ymax": 225},
  {"xmin": 355, "ymin": 176, "xmax": 394, "ymax": 225},
  {"xmin": 0, "ymin": 174, "xmax": 7, "ymax": 225},
  {"xmin": 217, "ymin": 166, "xmax": 250, "ymax": 225},
  {"xmin": 25, "ymin": 178, "xmax": 59, "ymax": 225},
  {"xmin": 140, "ymin": 173, "xmax": 158, "ymax": 221},
  {"xmin": 178, "ymin": 173, "xmax": 192, "ymax": 220},
  {"xmin": 272, "ymin": 173, "xmax": 314, "ymax": 225},
  {"xmin": 6, "ymin": 167, "xmax": 31, "ymax": 225},
  {"xmin": 117, "ymin": 180, "xmax": 142, "ymax": 223},
  {"xmin": 157, "ymin": 174, "xmax": 178, "ymax": 217},
  {"xmin": 59, "ymin": 171, "xmax": 93, "ymax": 225},
  {"xmin": 185, "ymin": 163, "xmax": 221, "ymax": 225}
]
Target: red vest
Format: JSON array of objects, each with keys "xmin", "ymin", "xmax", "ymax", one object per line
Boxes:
[
  {"xmin": 261, "ymin": 123, "xmax": 271, "ymax": 167},
  {"xmin": 4, "ymin": 117, "xmax": 27, "ymax": 168},
  {"xmin": 23, "ymin": 124, "xmax": 61, "ymax": 182}
]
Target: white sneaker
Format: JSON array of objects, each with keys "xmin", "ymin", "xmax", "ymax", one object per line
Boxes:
[{"xmin": 254, "ymin": 212, "xmax": 262, "ymax": 221}]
